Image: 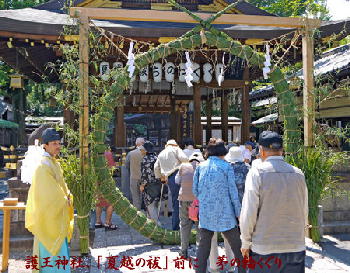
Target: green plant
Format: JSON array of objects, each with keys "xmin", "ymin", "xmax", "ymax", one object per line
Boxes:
[{"xmin": 60, "ymin": 152, "xmax": 96, "ymax": 254}]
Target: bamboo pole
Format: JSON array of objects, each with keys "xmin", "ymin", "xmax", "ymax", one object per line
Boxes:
[{"xmin": 79, "ymin": 13, "xmax": 89, "ymax": 174}]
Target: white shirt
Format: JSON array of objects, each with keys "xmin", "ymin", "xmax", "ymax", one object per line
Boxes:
[{"xmin": 154, "ymin": 146, "xmax": 188, "ymax": 178}]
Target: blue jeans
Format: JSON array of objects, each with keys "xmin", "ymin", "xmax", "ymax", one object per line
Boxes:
[
  {"xmin": 168, "ymin": 170, "xmax": 180, "ymax": 230},
  {"xmin": 248, "ymin": 250, "xmax": 305, "ymax": 273}
]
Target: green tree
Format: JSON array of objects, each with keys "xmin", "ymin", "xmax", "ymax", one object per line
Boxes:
[{"xmin": 248, "ymin": 0, "xmax": 329, "ymax": 19}]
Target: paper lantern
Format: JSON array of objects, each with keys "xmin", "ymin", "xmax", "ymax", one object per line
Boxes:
[
  {"xmin": 152, "ymin": 62, "xmax": 162, "ymax": 83},
  {"xmin": 100, "ymin": 62, "xmax": 110, "ymax": 81},
  {"xmin": 203, "ymin": 62, "xmax": 213, "ymax": 83},
  {"xmin": 178, "ymin": 63, "xmax": 186, "ymax": 82},
  {"xmin": 192, "ymin": 62, "xmax": 200, "ymax": 83},
  {"xmin": 164, "ymin": 62, "xmax": 175, "ymax": 82},
  {"xmin": 113, "ymin": 62, "xmax": 123, "ymax": 69},
  {"xmin": 140, "ymin": 66, "xmax": 149, "ymax": 82}
]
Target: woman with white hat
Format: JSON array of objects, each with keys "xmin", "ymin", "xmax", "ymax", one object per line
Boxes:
[{"xmin": 175, "ymin": 151, "xmax": 205, "ymax": 258}]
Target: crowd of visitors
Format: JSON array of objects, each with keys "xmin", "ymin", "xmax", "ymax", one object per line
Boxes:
[
  {"xmin": 25, "ymin": 128, "xmax": 308, "ymax": 273},
  {"xmin": 121, "ymin": 132, "xmax": 308, "ymax": 273}
]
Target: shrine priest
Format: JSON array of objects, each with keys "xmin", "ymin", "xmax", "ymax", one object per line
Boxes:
[{"xmin": 26, "ymin": 128, "xmax": 74, "ymax": 272}]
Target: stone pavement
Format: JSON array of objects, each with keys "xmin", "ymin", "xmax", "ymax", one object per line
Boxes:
[{"xmin": 1, "ymin": 211, "xmax": 350, "ymax": 273}]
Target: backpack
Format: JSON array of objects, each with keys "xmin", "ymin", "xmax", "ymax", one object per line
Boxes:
[{"xmin": 188, "ymin": 199, "xmax": 199, "ymax": 222}]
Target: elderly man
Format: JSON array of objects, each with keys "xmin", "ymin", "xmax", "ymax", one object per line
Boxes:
[
  {"xmin": 125, "ymin": 137, "xmax": 145, "ymax": 210},
  {"xmin": 26, "ymin": 128, "xmax": 74, "ymax": 272},
  {"xmin": 154, "ymin": 139, "xmax": 188, "ymax": 230},
  {"xmin": 240, "ymin": 131, "xmax": 308, "ymax": 273}
]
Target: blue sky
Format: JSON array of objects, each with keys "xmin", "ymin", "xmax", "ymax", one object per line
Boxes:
[{"xmin": 327, "ymin": 0, "xmax": 350, "ymax": 20}]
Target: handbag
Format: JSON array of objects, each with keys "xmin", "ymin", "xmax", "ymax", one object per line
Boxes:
[{"xmin": 188, "ymin": 199, "xmax": 199, "ymax": 222}]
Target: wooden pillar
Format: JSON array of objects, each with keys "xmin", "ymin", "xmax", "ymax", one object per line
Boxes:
[
  {"xmin": 78, "ymin": 14, "xmax": 89, "ymax": 173},
  {"xmin": 206, "ymin": 96, "xmax": 212, "ymax": 144},
  {"xmin": 115, "ymin": 102, "xmax": 126, "ymax": 147},
  {"xmin": 176, "ymin": 109, "xmax": 182, "ymax": 145},
  {"xmin": 221, "ymin": 90, "xmax": 229, "ymax": 143},
  {"xmin": 302, "ymin": 28, "xmax": 315, "ymax": 147},
  {"xmin": 241, "ymin": 67, "xmax": 251, "ymax": 144},
  {"xmin": 170, "ymin": 97, "xmax": 177, "ymax": 140},
  {"xmin": 193, "ymin": 84, "xmax": 202, "ymax": 146}
]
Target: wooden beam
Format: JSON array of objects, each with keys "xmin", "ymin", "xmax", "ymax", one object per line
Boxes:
[
  {"xmin": 69, "ymin": 7, "xmax": 321, "ymax": 28},
  {"xmin": 302, "ymin": 28, "xmax": 315, "ymax": 147},
  {"xmin": 170, "ymin": 97, "xmax": 177, "ymax": 140},
  {"xmin": 124, "ymin": 106, "xmax": 171, "ymax": 113},
  {"xmin": 241, "ymin": 67, "xmax": 251, "ymax": 144},
  {"xmin": 79, "ymin": 14, "xmax": 89, "ymax": 174},
  {"xmin": 0, "ymin": 31, "xmax": 60, "ymax": 42},
  {"xmin": 198, "ymin": 80, "xmax": 245, "ymax": 89},
  {"xmin": 115, "ymin": 103, "xmax": 126, "ymax": 147},
  {"xmin": 206, "ymin": 97, "xmax": 212, "ymax": 144},
  {"xmin": 193, "ymin": 84, "xmax": 202, "ymax": 146},
  {"xmin": 221, "ymin": 90, "xmax": 228, "ymax": 143}
]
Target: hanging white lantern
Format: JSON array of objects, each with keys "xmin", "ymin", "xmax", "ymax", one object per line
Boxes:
[
  {"xmin": 179, "ymin": 63, "xmax": 186, "ymax": 82},
  {"xmin": 164, "ymin": 62, "xmax": 176, "ymax": 82},
  {"xmin": 100, "ymin": 62, "xmax": 110, "ymax": 81},
  {"xmin": 192, "ymin": 62, "xmax": 200, "ymax": 83},
  {"xmin": 140, "ymin": 66, "xmax": 149, "ymax": 83},
  {"xmin": 203, "ymin": 62, "xmax": 213, "ymax": 83},
  {"xmin": 215, "ymin": 63, "xmax": 224, "ymax": 86},
  {"xmin": 113, "ymin": 62, "xmax": 123, "ymax": 69},
  {"xmin": 152, "ymin": 62, "xmax": 162, "ymax": 83}
]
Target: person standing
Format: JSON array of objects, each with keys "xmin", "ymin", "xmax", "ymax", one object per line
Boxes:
[
  {"xmin": 182, "ymin": 138, "xmax": 200, "ymax": 158},
  {"xmin": 154, "ymin": 139, "xmax": 188, "ymax": 230},
  {"xmin": 125, "ymin": 137, "xmax": 145, "ymax": 210},
  {"xmin": 140, "ymin": 141, "xmax": 168, "ymax": 225},
  {"xmin": 193, "ymin": 138, "xmax": 246, "ymax": 273},
  {"xmin": 175, "ymin": 151, "xmax": 204, "ymax": 258},
  {"xmin": 25, "ymin": 128, "xmax": 74, "ymax": 272},
  {"xmin": 240, "ymin": 131, "xmax": 308, "ymax": 273},
  {"xmin": 95, "ymin": 147, "xmax": 118, "ymax": 230}
]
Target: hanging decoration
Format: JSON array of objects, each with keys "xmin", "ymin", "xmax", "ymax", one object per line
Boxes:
[
  {"xmin": 203, "ymin": 62, "xmax": 213, "ymax": 83},
  {"xmin": 100, "ymin": 62, "xmax": 110, "ymax": 81},
  {"xmin": 140, "ymin": 66, "xmax": 149, "ymax": 83},
  {"xmin": 152, "ymin": 62, "xmax": 162, "ymax": 83},
  {"xmin": 165, "ymin": 62, "xmax": 176, "ymax": 82},
  {"xmin": 184, "ymin": 52, "xmax": 194, "ymax": 87},
  {"xmin": 263, "ymin": 44, "xmax": 271, "ymax": 80},
  {"xmin": 178, "ymin": 63, "xmax": 186, "ymax": 82},
  {"xmin": 171, "ymin": 81, "xmax": 176, "ymax": 94},
  {"xmin": 126, "ymin": 41, "xmax": 135, "ymax": 79},
  {"xmin": 215, "ymin": 63, "xmax": 224, "ymax": 86}
]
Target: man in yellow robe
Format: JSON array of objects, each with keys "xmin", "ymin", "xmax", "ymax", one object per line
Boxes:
[{"xmin": 25, "ymin": 128, "xmax": 74, "ymax": 272}]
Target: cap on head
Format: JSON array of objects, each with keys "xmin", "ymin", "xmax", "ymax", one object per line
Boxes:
[
  {"xmin": 258, "ymin": 131, "xmax": 283, "ymax": 149},
  {"xmin": 135, "ymin": 137, "xmax": 145, "ymax": 146},
  {"xmin": 42, "ymin": 128, "xmax": 60, "ymax": 144},
  {"xmin": 189, "ymin": 151, "xmax": 205, "ymax": 163},
  {"xmin": 225, "ymin": 146, "xmax": 244, "ymax": 163},
  {"xmin": 166, "ymin": 139, "xmax": 178, "ymax": 146}
]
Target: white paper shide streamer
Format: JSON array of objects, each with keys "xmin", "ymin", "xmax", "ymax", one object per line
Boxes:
[
  {"xmin": 127, "ymin": 41, "xmax": 135, "ymax": 79},
  {"xmin": 184, "ymin": 52, "xmax": 194, "ymax": 87},
  {"xmin": 21, "ymin": 139, "xmax": 45, "ymax": 184},
  {"xmin": 263, "ymin": 44, "xmax": 271, "ymax": 79}
]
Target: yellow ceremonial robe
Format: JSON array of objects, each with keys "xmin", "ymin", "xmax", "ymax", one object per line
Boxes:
[{"xmin": 25, "ymin": 154, "xmax": 74, "ymax": 256}]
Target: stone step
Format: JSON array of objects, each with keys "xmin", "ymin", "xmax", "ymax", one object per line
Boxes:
[
  {"xmin": 323, "ymin": 210, "xmax": 350, "ymax": 222},
  {"xmin": 323, "ymin": 221, "xmax": 350, "ymax": 234},
  {"xmin": 0, "ymin": 235, "xmax": 33, "ymax": 250}
]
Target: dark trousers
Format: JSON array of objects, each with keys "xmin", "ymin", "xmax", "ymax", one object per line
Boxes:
[
  {"xmin": 196, "ymin": 227, "xmax": 246, "ymax": 273},
  {"xmin": 248, "ymin": 250, "xmax": 305, "ymax": 273},
  {"xmin": 167, "ymin": 170, "xmax": 180, "ymax": 230}
]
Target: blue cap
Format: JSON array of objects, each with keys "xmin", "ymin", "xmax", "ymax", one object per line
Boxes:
[
  {"xmin": 258, "ymin": 131, "xmax": 283, "ymax": 149},
  {"xmin": 42, "ymin": 128, "xmax": 60, "ymax": 144}
]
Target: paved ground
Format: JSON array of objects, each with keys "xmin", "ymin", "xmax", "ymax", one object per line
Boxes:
[{"xmin": 1, "ymin": 211, "xmax": 350, "ymax": 273}]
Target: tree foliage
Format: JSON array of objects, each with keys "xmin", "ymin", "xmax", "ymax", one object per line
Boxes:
[
  {"xmin": 248, "ymin": 0, "xmax": 329, "ymax": 19},
  {"xmin": 0, "ymin": 0, "xmax": 48, "ymax": 9}
]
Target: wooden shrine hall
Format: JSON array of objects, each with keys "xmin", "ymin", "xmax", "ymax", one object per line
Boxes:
[{"xmin": 0, "ymin": 0, "xmax": 350, "ymax": 147}]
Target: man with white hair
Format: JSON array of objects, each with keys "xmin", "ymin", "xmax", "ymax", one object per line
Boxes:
[
  {"xmin": 154, "ymin": 139, "xmax": 188, "ymax": 230},
  {"xmin": 125, "ymin": 137, "xmax": 145, "ymax": 210}
]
